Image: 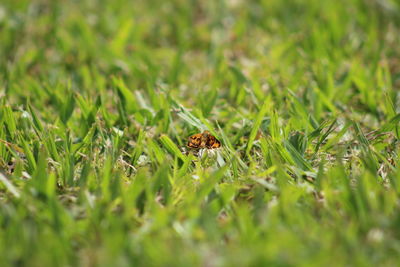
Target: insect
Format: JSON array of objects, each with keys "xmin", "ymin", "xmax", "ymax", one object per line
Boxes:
[{"xmin": 187, "ymin": 130, "xmax": 221, "ymax": 149}]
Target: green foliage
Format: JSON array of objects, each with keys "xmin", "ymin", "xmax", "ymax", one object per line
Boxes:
[{"xmin": 1, "ymin": 0, "xmax": 400, "ymax": 266}]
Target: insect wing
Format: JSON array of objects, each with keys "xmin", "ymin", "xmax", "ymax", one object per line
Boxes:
[{"xmin": 187, "ymin": 133, "xmax": 203, "ymax": 148}]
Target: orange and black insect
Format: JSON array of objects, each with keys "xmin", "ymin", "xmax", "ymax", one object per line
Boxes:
[{"xmin": 187, "ymin": 131, "xmax": 221, "ymax": 149}]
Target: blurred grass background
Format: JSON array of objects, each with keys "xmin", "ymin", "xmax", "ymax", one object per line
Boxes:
[{"xmin": 1, "ymin": 0, "xmax": 400, "ymax": 266}]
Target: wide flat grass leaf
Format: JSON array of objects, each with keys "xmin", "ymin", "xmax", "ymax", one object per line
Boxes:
[
  {"xmin": 28, "ymin": 105, "xmax": 44, "ymax": 132},
  {"xmin": 246, "ymin": 98, "xmax": 271, "ymax": 155},
  {"xmin": 159, "ymin": 135, "xmax": 186, "ymax": 161},
  {"xmin": 113, "ymin": 76, "xmax": 137, "ymax": 113},
  {"xmin": 20, "ymin": 137, "xmax": 37, "ymax": 173},
  {"xmin": 171, "ymin": 100, "xmax": 205, "ymax": 130},
  {"xmin": 60, "ymin": 93, "xmax": 76, "ymax": 125},
  {"xmin": 284, "ymin": 140, "xmax": 312, "ymax": 171},
  {"xmin": 3, "ymin": 106, "xmax": 17, "ymax": 139}
]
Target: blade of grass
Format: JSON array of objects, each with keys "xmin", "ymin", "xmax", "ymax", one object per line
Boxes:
[
  {"xmin": 159, "ymin": 134, "xmax": 187, "ymax": 161},
  {"xmin": 246, "ymin": 98, "xmax": 271, "ymax": 155}
]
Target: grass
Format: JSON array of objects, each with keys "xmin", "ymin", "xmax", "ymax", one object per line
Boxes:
[{"xmin": 1, "ymin": 0, "xmax": 400, "ymax": 266}]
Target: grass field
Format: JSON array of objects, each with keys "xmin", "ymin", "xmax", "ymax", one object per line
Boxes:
[{"xmin": 1, "ymin": 0, "xmax": 400, "ymax": 266}]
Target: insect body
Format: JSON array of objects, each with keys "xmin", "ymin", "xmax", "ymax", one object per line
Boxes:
[{"xmin": 187, "ymin": 131, "xmax": 221, "ymax": 149}]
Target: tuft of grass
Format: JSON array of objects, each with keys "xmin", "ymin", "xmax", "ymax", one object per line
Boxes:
[{"xmin": 1, "ymin": 0, "xmax": 400, "ymax": 266}]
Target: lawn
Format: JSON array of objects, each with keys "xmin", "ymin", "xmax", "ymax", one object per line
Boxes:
[{"xmin": 1, "ymin": 0, "xmax": 400, "ymax": 266}]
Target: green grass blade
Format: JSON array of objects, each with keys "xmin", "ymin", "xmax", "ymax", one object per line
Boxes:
[{"xmin": 246, "ymin": 98, "xmax": 270, "ymax": 155}]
